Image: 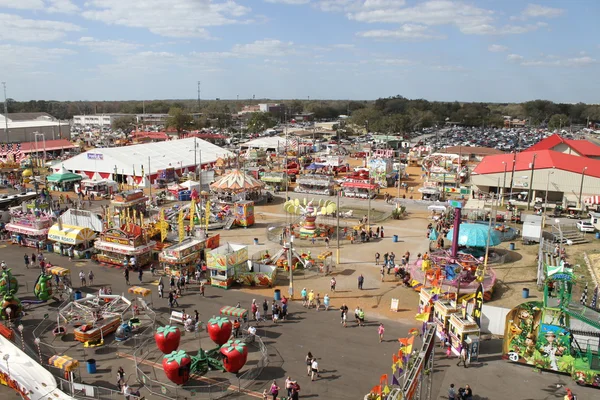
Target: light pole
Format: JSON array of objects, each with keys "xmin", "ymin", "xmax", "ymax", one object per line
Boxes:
[
  {"xmin": 287, "ymin": 234, "xmax": 295, "ymax": 298},
  {"xmin": 501, "ymin": 161, "xmax": 507, "ymax": 206},
  {"xmin": 2, "ymin": 82, "xmax": 8, "ymax": 143},
  {"xmin": 543, "ymin": 168, "xmax": 555, "ymax": 226},
  {"xmin": 508, "ymin": 154, "xmax": 516, "ymax": 203},
  {"xmin": 578, "ymin": 167, "xmax": 587, "ymax": 209},
  {"xmin": 284, "ymin": 109, "xmax": 289, "ymax": 200},
  {"xmin": 34, "ymin": 132, "xmax": 46, "ymax": 178},
  {"xmin": 526, "ymin": 153, "xmax": 537, "ymax": 210},
  {"xmin": 148, "ymin": 156, "xmax": 152, "ymax": 201}
]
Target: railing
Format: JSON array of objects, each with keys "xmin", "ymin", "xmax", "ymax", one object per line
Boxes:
[{"xmin": 133, "ymin": 328, "xmax": 269, "ymax": 399}]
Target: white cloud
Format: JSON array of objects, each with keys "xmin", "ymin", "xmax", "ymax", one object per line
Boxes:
[
  {"xmin": 507, "ymin": 54, "xmax": 524, "ymax": 62},
  {"xmin": 331, "ymin": 44, "xmax": 355, "ymax": 49},
  {"xmin": 520, "ymin": 56, "xmax": 596, "ymax": 67},
  {"xmin": 488, "ymin": 44, "xmax": 508, "ymax": 52},
  {"xmin": 0, "ymin": 13, "xmax": 81, "ymax": 42},
  {"xmin": 375, "ymin": 58, "xmax": 415, "ymax": 66},
  {"xmin": 316, "ymin": 0, "xmax": 356, "ymax": 12},
  {"xmin": 358, "ymin": 24, "xmax": 445, "ymax": 40},
  {"xmin": 0, "ymin": 44, "xmax": 76, "ymax": 69},
  {"xmin": 232, "ymin": 39, "xmax": 294, "ymax": 56},
  {"xmin": 0, "ymin": 0, "xmax": 79, "ymax": 13},
  {"xmin": 265, "ymin": 0, "xmax": 310, "ymax": 4},
  {"xmin": 522, "ymin": 4, "xmax": 564, "ymax": 19},
  {"xmin": 429, "ymin": 65, "xmax": 466, "ymax": 71},
  {"xmin": 82, "ymin": 0, "xmax": 251, "ymax": 38},
  {"xmin": 65, "ymin": 36, "xmax": 141, "ymax": 55}
]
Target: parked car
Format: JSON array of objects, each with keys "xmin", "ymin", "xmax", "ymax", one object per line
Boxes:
[{"xmin": 576, "ymin": 220, "xmax": 595, "ymax": 233}]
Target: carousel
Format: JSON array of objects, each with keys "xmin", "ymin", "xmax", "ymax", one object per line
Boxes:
[{"xmin": 210, "ymin": 169, "xmax": 264, "ymax": 203}]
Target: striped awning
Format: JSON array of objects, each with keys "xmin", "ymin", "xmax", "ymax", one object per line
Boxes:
[
  {"xmin": 49, "ymin": 355, "xmax": 79, "ymax": 371},
  {"xmin": 128, "ymin": 286, "xmax": 151, "ymax": 297},
  {"xmin": 47, "ymin": 266, "xmax": 70, "ymax": 276},
  {"xmin": 219, "ymin": 306, "xmax": 248, "ymax": 318},
  {"xmin": 585, "ymin": 196, "xmax": 600, "ymax": 205}
]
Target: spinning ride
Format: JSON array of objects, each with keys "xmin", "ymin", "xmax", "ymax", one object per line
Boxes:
[
  {"xmin": 283, "ymin": 198, "xmax": 337, "ymax": 239},
  {"xmin": 210, "ymin": 169, "xmax": 264, "ymax": 203}
]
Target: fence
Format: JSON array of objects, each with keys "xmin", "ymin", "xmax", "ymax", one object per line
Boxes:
[{"xmin": 133, "ymin": 328, "xmax": 269, "ymax": 399}]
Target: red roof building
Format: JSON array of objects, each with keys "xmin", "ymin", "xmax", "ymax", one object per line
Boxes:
[
  {"xmin": 20, "ymin": 139, "xmax": 77, "ymax": 154},
  {"xmin": 523, "ymin": 134, "xmax": 600, "ymax": 158}
]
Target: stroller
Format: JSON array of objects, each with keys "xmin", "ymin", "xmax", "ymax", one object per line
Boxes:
[{"xmin": 458, "ymin": 387, "xmax": 473, "ymax": 400}]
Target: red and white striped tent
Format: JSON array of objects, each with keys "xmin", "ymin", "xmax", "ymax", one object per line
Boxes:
[{"xmin": 585, "ymin": 196, "xmax": 600, "ymax": 205}]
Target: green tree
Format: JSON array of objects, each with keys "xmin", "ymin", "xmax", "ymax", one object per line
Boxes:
[
  {"xmin": 287, "ymin": 100, "xmax": 304, "ymax": 115},
  {"xmin": 166, "ymin": 107, "xmax": 193, "ymax": 134},
  {"xmin": 112, "ymin": 115, "xmax": 137, "ymax": 132},
  {"xmin": 548, "ymin": 114, "xmax": 569, "ymax": 130},
  {"xmin": 246, "ymin": 112, "xmax": 276, "ymax": 133}
]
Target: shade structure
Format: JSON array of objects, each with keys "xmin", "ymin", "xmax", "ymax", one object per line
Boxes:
[
  {"xmin": 49, "ymin": 355, "xmax": 79, "ymax": 372},
  {"xmin": 585, "ymin": 196, "xmax": 600, "ymax": 205},
  {"xmin": 47, "ymin": 166, "xmax": 82, "ymax": 183},
  {"xmin": 210, "ymin": 169, "xmax": 264, "ymax": 193},
  {"xmin": 47, "ymin": 266, "xmax": 70, "ymax": 276},
  {"xmin": 48, "ymin": 224, "xmax": 96, "ymax": 245},
  {"xmin": 128, "ymin": 286, "xmax": 151, "ymax": 297},
  {"xmin": 219, "ymin": 306, "xmax": 248, "ymax": 319},
  {"xmin": 445, "ymin": 223, "xmax": 501, "ymax": 247}
]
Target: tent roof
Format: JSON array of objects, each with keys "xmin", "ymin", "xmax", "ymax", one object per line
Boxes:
[
  {"xmin": 211, "ymin": 169, "xmax": 265, "ymax": 192},
  {"xmin": 47, "ymin": 165, "xmax": 82, "ymax": 182},
  {"xmin": 59, "ymin": 137, "xmax": 233, "ymax": 177},
  {"xmin": 241, "ymin": 137, "xmax": 286, "ymax": 149}
]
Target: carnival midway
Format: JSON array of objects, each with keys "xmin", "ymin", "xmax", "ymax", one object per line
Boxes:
[{"xmin": 1, "ymin": 131, "xmax": 600, "ymax": 400}]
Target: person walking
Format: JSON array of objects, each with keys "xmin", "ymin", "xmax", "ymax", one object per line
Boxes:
[
  {"xmin": 308, "ymin": 290, "xmax": 315, "ymax": 309},
  {"xmin": 168, "ymin": 291, "xmax": 174, "ymax": 308},
  {"xmin": 124, "ymin": 268, "xmax": 130, "ymax": 286},
  {"xmin": 263, "ymin": 299, "xmax": 269, "ymax": 319},
  {"xmin": 357, "ymin": 274, "xmax": 364, "ymax": 290},
  {"xmin": 79, "ymin": 270, "xmax": 86, "ymax": 287},
  {"xmin": 305, "ymin": 352, "xmax": 313, "ymax": 376},
  {"xmin": 324, "ymin": 236, "xmax": 329, "ymax": 248},
  {"xmin": 310, "ymin": 358, "xmax": 320, "ymax": 381},
  {"xmin": 301, "ymin": 288, "xmax": 308, "ymax": 307},
  {"xmin": 24, "ymin": 254, "xmax": 30, "ymax": 269},
  {"xmin": 378, "ymin": 323, "xmax": 385, "ymax": 342},
  {"xmin": 330, "ymin": 277, "xmax": 336, "ymax": 292},
  {"xmin": 251, "ymin": 300, "xmax": 258, "ymax": 321},
  {"xmin": 375, "ymin": 252, "xmax": 380, "ymax": 265},
  {"xmin": 31, "ymin": 252, "xmax": 36, "ymax": 266},
  {"xmin": 138, "ymin": 268, "xmax": 143, "ymax": 284},
  {"xmin": 457, "ymin": 343, "xmax": 469, "ymax": 368},
  {"xmin": 200, "ymin": 282, "xmax": 205, "ymax": 297},
  {"xmin": 380, "ymin": 266, "xmax": 385, "ymax": 282},
  {"xmin": 88, "ymin": 270, "xmax": 94, "ymax": 286},
  {"xmin": 357, "ymin": 308, "xmax": 365, "ymax": 327},
  {"xmin": 315, "ymin": 293, "xmax": 321, "ymax": 311},
  {"xmin": 158, "ymin": 281, "xmax": 164, "ymax": 298},
  {"xmin": 340, "ymin": 303, "xmax": 348, "ymax": 324},
  {"xmin": 323, "ymin": 294, "xmax": 330, "ymax": 311},
  {"xmin": 285, "ymin": 377, "xmax": 293, "ymax": 398},
  {"xmin": 269, "ymin": 380, "xmax": 279, "ymax": 400}
]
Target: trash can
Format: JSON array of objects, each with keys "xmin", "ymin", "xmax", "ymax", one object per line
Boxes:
[
  {"xmin": 46, "ymin": 243, "xmax": 53, "ymax": 252},
  {"xmin": 522, "ymin": 288, "xmax": 529, "ymax": 299},
  {"xmin": 274, "ymin": 289, "xmax": 281, "ymax": 301},
  {"xmin": 596, "ymin": 232, "xmax": 600, "ymax": 239},
  {"xmin": 393, "ymin": 235, "xmax": 398, "ymax": 243},
  {"xmin": 86, "ymin": 359, "xmax": 97, "ymax": 374},
  {"xmin": 509, "ymin": 242, "xmax": 516, "ymax": 251},
  {"xmin": 253, "ymin": 238, "xmax": 259, "ymax": 245},
  {"xmin": 85, "ymin": 251, "xmax": 91, "ymax": 259},
  {"xmin": 74, "ymin": 291, "xmax": 82, "ymax": 300}
]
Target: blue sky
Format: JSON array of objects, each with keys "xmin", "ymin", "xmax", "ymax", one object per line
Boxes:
[{"xmin": 0, "ymin": 0, "xmax": 597, "ymax": 103}]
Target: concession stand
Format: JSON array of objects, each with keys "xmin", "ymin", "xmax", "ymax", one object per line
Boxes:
[
  {"xmin": 46, "ymin": 167, "xmax": 82, "ymax": 192},
  {"xmin": 111, "ymin": 189, "xmax": 148, "ymax": 217},
  {"xmin": 260, "ymin": 171, "xmax": 287, "ymax": 191},
  {"xmin": 341, "ymin": 178, "xmax": 378, "ymax": 199},
  {"xmin": 77, "ymin": 178, "xmax": 118, "ymax": 197},
  {"xmin": 47, "ymin": 224, "xmax": 96, "ymax": 259},
  {"xmin": 5, "ymin": 213, "xmax": 52, "ymax": 248},
  {"xmin": 159, "ymin": 238, "xmax": 205, "ymax": 277},
  {"xmin": 206, "ymin": 243, "xmax": 248, "ymax": 289},
  {"xmin": 94, "ymin": 223, "xmax": 155, "ymax": 267},
  {"xmin": 294, "ymin": 174, "xmax": 334, "ymax": 196}
]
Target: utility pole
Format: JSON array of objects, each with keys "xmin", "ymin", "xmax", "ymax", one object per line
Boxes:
[
  {"xmin": 148, "ymin": 156, "xmax": 152, "ymax": 201},
  {"xmin": 284, "ymin": 109, "xmax": 289, "ymax": 201},
  {"xmin": 336, "ymin": 193, "xmax": 340, "ymax": 264},
  {"xmin": 578, "ymin": 167, "xmax": 587, "ymax": 209},
  {"xmin": 197, "ymin": 81, "xmax": 201, "ymax": 112},
  {"xmin": 501, "ymin": 161, "xmax": 507, "ymax": 206},
  {"xmin": 526, "ymin": 153, "xmax": 537, "ymax": 210},
  {"xmin": 2, "ymin": 82, "xmax": 8, "ymax": 143},
  {"xmin": 287, "ymin": 235, "xmax": 295, "ymax": 299}
]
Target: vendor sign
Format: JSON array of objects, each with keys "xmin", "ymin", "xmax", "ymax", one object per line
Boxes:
[{"xmin": 48, "ymin": 224, "xmax": 96, "ymax": 245}]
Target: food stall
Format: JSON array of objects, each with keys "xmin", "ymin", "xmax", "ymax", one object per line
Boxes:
[
  {"xmin": 433, "ymin": 300, "xmax": 460, "ymax": 337},
  {"xmin": 447, "ymin": 312, "xmax": 481, "ymax": 356},
  {"xmin": 234, "ymin": 201, "xmax": 255, "ymax": 227},
  {"xmin": 94, "ymin": 223, "xmax": 155, "ymax": 267},
  {"xmin": 159, "ymin": 238, "xmax": 205, "ymax": 277},
  {"xmin": 295, "ymin": 174, "xmax": 334, "ymax": 196},
  {"xmin": 111, "ymin": 189, "xmax": 148, "ymax": 217},
  {"xmin": 260, "ymin": 172, "xmax": 287, "ymax": 191},
  {"xmin": 47, "ymin": 224, "xmax": 96, "ymax": 259},
  {"xmin": 77, "ymin": 178, "xmax": 118, "ymax": 197},
  {"xmin": 341, "ymin": 179, "xmax": 378, "ymax": 199},
  {"xmin": 46, "ymin": 166, "xmax": 82, "ymax": 192},
  {"xmin": 206, "ymin": 243, "xmax": 248, "ymax": 289},
  {"xmin": 5, "ymin": 213, "xmax": 52, "ymax": 248}
]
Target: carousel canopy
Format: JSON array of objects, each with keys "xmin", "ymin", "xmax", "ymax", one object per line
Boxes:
[
  {"xmin": 210, "ymin": 169, "xmax": 265, "ymax": 193},
  {"xmin": 445, "ymin": 223, "xmax": 501, "ymax": 247}
]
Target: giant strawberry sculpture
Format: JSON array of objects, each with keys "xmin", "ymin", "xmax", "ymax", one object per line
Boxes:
[
  {"xmin": 207, "ymin": 316, "xmax": 232, "ymax": 345},
  {"xmin": 220, "ymin": 339, "xmax": 248, "ymax": 373},
  {"xmin": 162, "ymin": 350, "xmax": 191, "ymax": 385},
  {"xmin": 155, "ymin": 325, "xmax": 181, "ymax": 354}
]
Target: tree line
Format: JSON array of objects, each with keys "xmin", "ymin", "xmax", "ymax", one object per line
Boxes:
[{"xmin": 5, "ymin": 97, "xmax": 599, "ymax": 132}]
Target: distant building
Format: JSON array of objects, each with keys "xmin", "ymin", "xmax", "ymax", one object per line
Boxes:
[
  {"xmin": 259, "ymin": 103, "xmax": 285, "ymax": 116},
  {"xmin": 504, "ymin": 117, "xmax": 527, "ymax": 128},
  {"xmin": 73, "ymin": 113, "xmax": 203, "ymax": 128},
  {"xmin": 0, "ymin": 112, "xmax": 69, "ymax": 143}
]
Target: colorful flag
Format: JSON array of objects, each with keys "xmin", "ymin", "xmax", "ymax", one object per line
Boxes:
[
  {"xmin": 590, "ymin": 285, "xmax": 598, "ymax": 309},
  {"xmin": 382, "ymin": 385, "xmax": 390, "ymax": 395},
  {"xmin": 391, "ymin": 375, "xmax": 400, "ymax": 386},
  {"xmin": 391, "ymin": 363, "xmax": 397, "ymax": 373},
  {"xmin": 415, "ymin": 312, "xmax": 430, "ymax": 322},
  {"xmin": 408, "ymin": 327, "xmax": 419, "ymax": 335}
]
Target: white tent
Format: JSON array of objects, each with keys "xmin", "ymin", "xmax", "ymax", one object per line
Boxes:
[
  {"xmin": 180, "ymin": 180, "xmax": 200, "ymax": 192},
  {"xmin": 59, "ymin": 137, "xmax": 233, "ymax": 185}
]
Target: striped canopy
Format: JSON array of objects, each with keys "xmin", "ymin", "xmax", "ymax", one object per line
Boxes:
[
  {"xmin": 211, "ymin": 169, "xmax": 264, "ymax": 193},
  {"xmin": 219, "ymin": 306, "xmax": 248, "ymax": 319},
  {"xmin": 49, "ymin": 355, "xmax": 79, "ymax": 371},
  {"xmin": 585, "ymin": 196, "xmax": 600, "ymax": 205}
]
